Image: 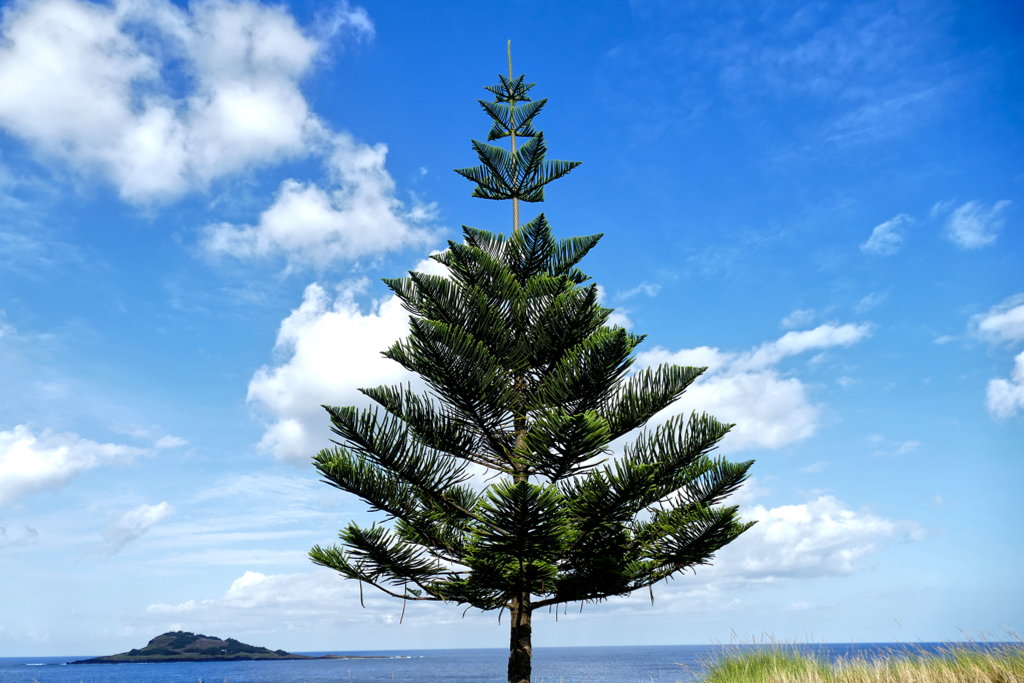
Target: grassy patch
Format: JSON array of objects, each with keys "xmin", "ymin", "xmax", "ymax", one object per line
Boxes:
[{"xmin": 700, "ymin": 642, "xmax": 1024, "ymax": 683}]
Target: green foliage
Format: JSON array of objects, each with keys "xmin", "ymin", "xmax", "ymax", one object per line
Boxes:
[
  {"xmin": 310, "ymin": 60, "xmax": 753, "ymax": 619},
  {"xmin": 701, "ymin": 642, "xmax": 1024, "ymax": 683},
  {"xmin": 454, "ymin": 74, "xmax": 580, "ymax": 203}
]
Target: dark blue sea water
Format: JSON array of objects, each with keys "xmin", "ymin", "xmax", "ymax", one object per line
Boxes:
[{"xmin": 1, "ymin": 643, "xmax": 1014, "ymax": 683}]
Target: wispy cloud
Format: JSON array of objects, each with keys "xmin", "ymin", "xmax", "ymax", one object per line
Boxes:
[
  {"xmin": 855, "ymin": 292, "xmax": 887, "ymax": 314},
  {"xmin": 617, "ymin": 282, "xmax": 661, "ymax": 300},
  {"xmin": 941, "ymin": 200, "xmax": 1011, "ymax": 249},
  {"xmin": 781, "ymin": 308, "xmax": 816, "ymax": 329},
  {"xmin": 111, "ymin": 424, "xmax": 188, "ymax": 450},
  {"xmin": 860, "ymin": 214, "xmax": 911, "ymax": 256},
  {"xmin": 102, "ymin": 502, "xmax": 175, "ymax": 555},
  {"xmin": 0, "ymin": 522, "xmax": 39, "ymax": 547},
  {"xmin": 894, "ymin": 440, "xmax": 921, "ymax": 455}
]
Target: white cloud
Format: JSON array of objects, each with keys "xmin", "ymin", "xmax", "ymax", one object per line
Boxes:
[
  {"xmin": 0, "ymin": 0, "xmax": 372, "ymax": 202},
  {"xmin": 971, "ymin": 293, "xmax": 1024, "ymax": 345},
  {"xmin": 0, "ymin": 425, "xmax": 146, "ymax": 506},
  {"xmin": 781, "ymin": 308, "xmax": 815, "ymax": 329},
  {"xmin": 154, "ymin": 435, "xmax": 188, "ymax": 449},
  {"xmin": 943, "ymin": 200, "xmax": 1011, "ymax": 249},
  {"xmin": 247, "ymin": 263, "xmax": 453, "ymax": 461},
  {"xmin": 860, "ymin": 213, "xmax": 911, "ymax": 256},
  {"xmin": 728, "ymin": 476, "xmax": 771, "ymax": 507},
  {"xmin": 144, "ymin": 568, "xmax": 418, "ymax": 629},
  {"xmin": 250, "ymin": 296, "xmax": 870, "ymax": 462},
  {"xmin": 799, "ymin": 461, "xmax": 828, "ymax": 473},
  {"xmin": 714, "ymin": 495, "xmax": 919, "ymax": 579},
  {"xmin": 894, "ymin": 440, "xmax": 921, "ymax": 454},
  {"xmin": 930, "ymin": 199, "xmax": 956, "ymax": 218},
  {"xmin": 986, "ymin": 351, "xmax": 1024, "ymax": 420},
  {"xmin": 111, "ymin": 424, "xmax": 188, "ymax": 449},
  {"xmin": 971, "ymin": 294, "xmax": 1024, "ymax": 419},
  {"xmin": 618, "ymin": 282, "xmax": 661, "ymax": 300},
  {"xmin": 313, "ymin": 1, "xmax": 373, "ymax": 42},
  {"xmin": 201, "ymin": 133, "xmax": 437, "ymax": 269},
  {"xmin": 637, "ymin": 323, "xmax": 871, "ymax": 452},
  {"xmin": 148, "ymin": 569, "xmax": 355, "ymax": 615},
  {"xmin": 103, "ymin": 501, "xmax": 174, "ymax": 555},
  {"xmin": 855, "ymin": 291, "xmax": 886, "ymax": 314},
  {"xmin": 731, "ymin": 324, "xmax": 871, "ymax": 373},
  {"xmin": 596, "ymin": 284, "xmax": 632, "ymax": 329}
]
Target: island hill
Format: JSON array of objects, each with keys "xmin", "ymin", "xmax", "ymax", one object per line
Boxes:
[{"xmin": 74, "ymin": 631, "xmax": 385, "ymax": 663}]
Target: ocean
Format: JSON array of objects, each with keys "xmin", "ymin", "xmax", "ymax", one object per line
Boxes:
[{"xmin": 0, "ymin": 643, "xmax": 1009, "ymax": 683}]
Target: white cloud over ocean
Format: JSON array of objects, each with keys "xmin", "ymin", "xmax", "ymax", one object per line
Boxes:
[
  {"xmin": 140, "ymin": 492, "xmax": 919, "ymax": 631},
  {"xmin": 637, "ymin": 324, "xmax": 872, "ymax": 452}
]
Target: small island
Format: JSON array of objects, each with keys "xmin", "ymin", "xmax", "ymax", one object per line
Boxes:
[{"xmin": 73, "ymin": 631, "xmax": 385, "ymax": 663}]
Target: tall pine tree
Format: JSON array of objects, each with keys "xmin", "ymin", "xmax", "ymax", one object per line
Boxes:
[{"xmin": 310, "ymin": 44, "xmax": 755, "ymax": 683}]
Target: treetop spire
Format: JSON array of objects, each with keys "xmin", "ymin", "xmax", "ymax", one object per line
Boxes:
[{"xmin": 455, "ymin": 42, "xmax": 581, "ymax": 229}]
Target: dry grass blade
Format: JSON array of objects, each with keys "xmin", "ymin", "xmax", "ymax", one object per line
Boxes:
[{"xmin": 700, "ymin": 641, "xmax": 1024, "ymax": 683}]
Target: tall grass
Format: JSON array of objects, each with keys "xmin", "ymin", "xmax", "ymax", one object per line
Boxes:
[{"xmin": 700, "ymin": 640, "xmax": 1024, "ymax": 683}]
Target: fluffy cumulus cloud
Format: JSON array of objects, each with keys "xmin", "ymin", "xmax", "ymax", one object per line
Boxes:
[
  {"xmin": 149, "ymin": 569, "xmax": 351, "ymax": 615},
  {"xmin": 103, "ymin": 501, "xmax": 174, "ymax": 555},
  {"xmin": 201, "ymin": 133, "xmax": 437, "ymax": 269},
  {"xmin": 970, "ymin": 293, "xmax": 1024, "ymax": 419},
  {"xmin": 251, "ymin": 285, "xmax": 870, "ymax": 461},
  {"xmin": 140, "ymin": 491, "xmax": 919, "ymax": 629},
  {"xmin": 247, "ymin": 262, "xmax": 446, "ymax": 462},
  {"xmin": 712, "ymin": 495, "xmax": 921, "ymax": 580},
  {"xmin": 941, "ymin": 200, "xmax": 1012, "ymax": 250},
  {"xmin": 636, "ymin": 324, "xmax": 871, "ymax": 452},
  {"xmin": 986, "ymin": 352, "xmax": 1024, "ymax": 420},
  {"xmin": 860, "ymin": 213, "xmax": 911, "ymax": 256},
  {"xmin": 972, "ymin": 293, "xmax": 1024, "ymax": 345},
  {"xmin": 0, "ymin": 425, "xmax": 146, "ymax": 506},
  {"xmin": 144, "ymin": 568, "xmax": 421, "ymax": 631},
  {"xmin": 0, "ymin": 0, "xmax": 372, "ymax": 202}
]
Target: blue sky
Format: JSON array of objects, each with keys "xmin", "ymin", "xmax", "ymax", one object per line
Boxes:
[{"xmin": 0, "ymin": 0, "xmax": 1021, "ymax": 658}]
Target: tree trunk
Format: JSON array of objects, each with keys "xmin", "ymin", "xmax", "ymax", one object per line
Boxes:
[{"xmin": 507, "ymin": 592, "xmax": 533, "ymax": 683}]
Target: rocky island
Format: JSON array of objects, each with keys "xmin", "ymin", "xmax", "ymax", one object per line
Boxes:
[{"xmin": 73, "ymin": 631, "xmax": 384, "ymax": 663}]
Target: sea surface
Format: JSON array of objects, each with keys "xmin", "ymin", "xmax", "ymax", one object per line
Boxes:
[{"xmin": 0, "ymin": 643, "xmax": 1012, "ymax": 683}]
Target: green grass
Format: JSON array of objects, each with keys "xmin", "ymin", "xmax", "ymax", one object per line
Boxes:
[{"xmin": 699, "ymin": 639, "xmax": 1024, "ymax": 683}]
